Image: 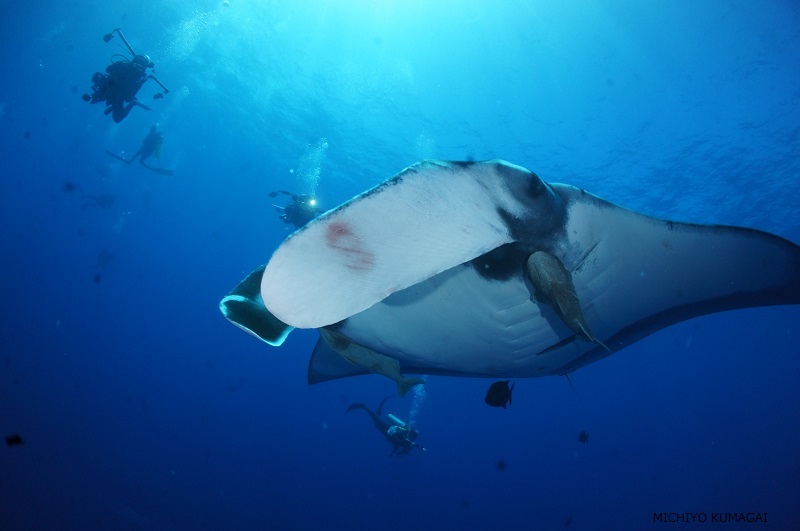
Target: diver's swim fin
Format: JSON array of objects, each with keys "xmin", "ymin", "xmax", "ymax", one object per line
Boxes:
[
  {"xmin": 345, "ymin": 403, "xmax": 368, "ymax": 414},
  {"xmin": 376, "ymin": 396, "xmax": 392, "ymax": 416},
  {"xmin": 105, "ymin": 150, "xmax": 131, "ymax": 164},
  {"xmin": 146, "ymin": 166, "xmax": 175, "ymax": 176},
  {"xmin": 140, "ymin": 161, "xmax": 174, "ymax": 176},
  {"xmin": 132, "ymin": 98, "xmax": 151, "ymax": 111}
]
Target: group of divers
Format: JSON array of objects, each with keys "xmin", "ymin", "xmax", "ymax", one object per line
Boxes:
[
  {"xmin": 82, "ymin": 29, "xmax": 174, "ymax": 176},
  {"xmin": 83, "ymin": 30, "xmax": 588, "ymax": 456},
  {"xmin": 83, "ymin": 28, "xmax": 321, "ymax": 226}
]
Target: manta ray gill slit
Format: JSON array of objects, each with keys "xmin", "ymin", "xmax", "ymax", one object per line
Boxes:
[{"xmin": 325, "ymin": 221, "xmax": 375, "ymax": 271}]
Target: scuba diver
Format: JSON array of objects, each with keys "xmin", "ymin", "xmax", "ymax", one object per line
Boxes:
[
  {"xmin": 269, "ymin": 190, "xmax": 322, "ymax": 228},
  {"xmin": 347, "ymin": 397, "xmax": 425, "ymax": 456},
  {"xmin": 82, "ymin": 29, "xmax": 170, "ymax": 123},
  {"xmin": 105, "ymin": 124, "xmax": 175, "ymax": 176}
]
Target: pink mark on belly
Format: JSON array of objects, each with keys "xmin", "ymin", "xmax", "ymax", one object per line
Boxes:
[{"xmin": 325, "ymin": 221, "xmax": 375, "ymax": 271}]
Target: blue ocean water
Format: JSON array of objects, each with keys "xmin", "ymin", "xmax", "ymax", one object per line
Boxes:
[{"xmin": 1, "ymin": 1, "xmax": 799, "ymax": 529}]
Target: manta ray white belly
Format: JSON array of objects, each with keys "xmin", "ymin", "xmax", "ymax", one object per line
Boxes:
[{"xmin": 337, "ymin": 262, "xmax": 584, "ymax": 377}]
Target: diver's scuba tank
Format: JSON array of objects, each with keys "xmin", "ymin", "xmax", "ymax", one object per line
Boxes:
[{"xmin": 387, "ymin": 414, "xmax": 406, "ymax": 427}]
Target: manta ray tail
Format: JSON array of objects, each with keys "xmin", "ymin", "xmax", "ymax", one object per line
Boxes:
[{"xmin": 565, "ymin": 373, "xmax": 576, "ymax": 393}]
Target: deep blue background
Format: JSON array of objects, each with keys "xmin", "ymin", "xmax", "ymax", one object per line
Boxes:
[{"xmin": 1, "ymin": 1, "xmax": 799, "ymax": 529}]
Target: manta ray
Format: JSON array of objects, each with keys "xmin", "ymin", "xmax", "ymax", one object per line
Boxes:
[{"xmin": 220, "ymin": 160, "xmax": 800, "ymax": 395}]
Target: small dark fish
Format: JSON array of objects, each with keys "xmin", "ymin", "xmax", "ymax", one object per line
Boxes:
[
  {"xmin": 5, "ymin": 434, "xmax": 24, "ymax": 446},
  {"xmin": 495, "ymin": 459, "xmax": 507, "ymax": 471},
  {"xmin": 565, "ymin": 515, "xmax": 573, "ymax": 527},
  {"xmin": 578, "ymin": 430, "xmax": 589, "ymax": 444},
  {"xmin": 485, "ymin": 380, "xmax": 513, "ymax": 408}
]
